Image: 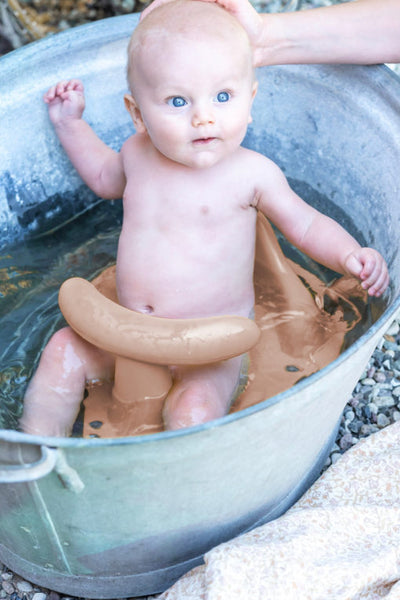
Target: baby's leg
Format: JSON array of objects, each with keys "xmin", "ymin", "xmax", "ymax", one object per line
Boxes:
[
  {"xmin": 20, "ymin": 326, "xmax": 114, "ymax": 437},
  {"xmin": 163, "ymin": 355, "xmax": 243, "ymax": 430}
]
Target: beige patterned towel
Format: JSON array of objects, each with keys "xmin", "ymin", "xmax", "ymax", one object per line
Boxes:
[{"xmin": 160, "ymin": 422, "xmax": 400, "ymax": 600}]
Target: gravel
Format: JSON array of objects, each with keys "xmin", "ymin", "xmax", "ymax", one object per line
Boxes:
[
  {"xmin": 1, "ymin": 0, "xmax": 399, "ymax": 598},
  {"xmin": 324, "ymin": 315, "xmax": 400, "ymax": 469}
]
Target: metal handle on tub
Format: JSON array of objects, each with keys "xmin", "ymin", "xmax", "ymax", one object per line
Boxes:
[{"xmin": 0, "ymin": 445, "xmax": 57, "ymax": 483}]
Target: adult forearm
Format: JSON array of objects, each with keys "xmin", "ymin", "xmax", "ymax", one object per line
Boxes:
[{"xmin": 255, "ymin": 0, "xmax": 400, "ymax": 67}]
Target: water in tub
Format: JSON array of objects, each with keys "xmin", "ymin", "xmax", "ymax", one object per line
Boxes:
[{"xmin": 0, "ymin": 183, "xmax": 386, "ymax": 436}]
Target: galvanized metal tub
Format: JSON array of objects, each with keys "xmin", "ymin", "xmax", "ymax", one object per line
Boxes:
[{"xmin": 0, "ymin": 14, "xmax": 399, "ymax": 598}]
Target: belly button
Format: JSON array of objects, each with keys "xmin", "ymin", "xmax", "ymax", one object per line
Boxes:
[{"xmin": 142, "ymin": 305, "xmax": 154, "ymax": 314}]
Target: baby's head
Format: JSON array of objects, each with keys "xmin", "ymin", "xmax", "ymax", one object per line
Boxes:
[{"xmin": 124, "ymin": 0, "xmax": 257, "ymax": 169}]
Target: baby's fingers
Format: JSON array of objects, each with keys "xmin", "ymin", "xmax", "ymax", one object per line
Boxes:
[
  {"xmin": 363, "ymin": 265, "xmax": 389, "ymax": 297},
  {"xmin": 368, "ymin": 270, "xmax": 390, "ymax": 297},
  {"xmin": 359, "ymin": 253, "xmax": 389, "ymax": 297},
  {"xmin": 44, "ymin": 81, "xmax": 69, "ymax": 103},
  {"xmin": 44, "ymin": 79, "xmax": 83, "ymax": 103},
  {"xmin": 43, "ymin": 84, "xmax": 58, "ymax": 103},
  {"xmin": 345, "ymin": 248, "xmax": 389, "ymax": 297},
  {"xmin": 55, "ymin": 80, "xmax": 81, "ymax": 95},
  {"xmin": 359, "ymin": 254, "xmax": 378, "ymax": 282},
  {"xmin": 64, "ymin": 79, "xmax": 84, "ymax": 93}
]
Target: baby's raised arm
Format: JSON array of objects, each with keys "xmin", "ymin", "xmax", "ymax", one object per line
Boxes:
[
  {"xmin": 254, "ymin": 157, "xmax": 389, "ymax": 297},
  {"xmin": 44, "ymin": 80, "xmax": 126, "ymax": 199}
]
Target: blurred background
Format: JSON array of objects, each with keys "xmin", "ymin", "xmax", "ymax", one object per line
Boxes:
[{"xmin": 0, "ymin": 0, "xmax": 347, "ymax": 57}]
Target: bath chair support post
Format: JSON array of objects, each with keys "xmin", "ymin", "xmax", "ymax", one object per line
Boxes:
[{"xmin": 111, "ymin": 356, "xmax": 172, "ymax": 431}]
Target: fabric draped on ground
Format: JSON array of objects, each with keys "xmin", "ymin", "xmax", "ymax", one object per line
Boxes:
[{"xmin": 160, "ymin": 421, "xmax": 400, "ymax": 600}]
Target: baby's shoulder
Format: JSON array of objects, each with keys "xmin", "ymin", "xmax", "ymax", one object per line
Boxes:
[
  {"xmin": 235, "ymin": 146, "xmax": 278, "ymax": 172},
  {"xmin": 120, "ymin": 133, "xmax": 153, "ymax": 172},
  {"xmin": 121, "ymin": 132, "xmax": 142, "ymax": 155},
  {"xmin": 232, "ymin": 147, "xmax": 290, "ymax": 202}
]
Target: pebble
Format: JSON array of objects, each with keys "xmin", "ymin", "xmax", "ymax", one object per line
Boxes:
[
  {"xmin": 339, "ymin": 432, "xmax": 354, "ymax": 451},
  {"xmin": 344, "ymin": 409, "xmax": 355, "ymax": 423},
  {"xmin": 360, "ymin": 377, "xmax": 376, "ymax": 386},
  {"xmin": 377, "ymin": 413, "xmax": 391, "ymax": 428},
  {"xmin": 1, "ymin": 584, "xmax": 14, "ymax": 596},
  {"xmin": 373, "ymin": 371, "xmax": 387, "ymax": 383},
  {"xmin": 373, "ymin": 395, "xmax": 396, "ymax": 408},
  {"xmin": 360, "ymin": 423, "xmax": 378, "ymax": 437},
  {"xmin": 16, "ymin": 581, "xmax": 33, "ymax": 594},
  {"xmin": 367, "ymin": 402, "xmax": 378, "ymax": 414},
  {"xmin": 330, "ymin": 452, "xmax": 342, "ymax": 465}
]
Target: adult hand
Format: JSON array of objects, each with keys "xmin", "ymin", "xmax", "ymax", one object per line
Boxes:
[{"xmin": 141, "ymin": 0, "xmax": 264, "ymax": 65}]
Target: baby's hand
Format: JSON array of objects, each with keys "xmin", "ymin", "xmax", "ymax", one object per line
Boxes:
[
  {"xmin": 344, "ymin": 248, "xmax": 389, "ymax": 297},
  {"xmin": 43, "ymin": 79, "xmax": 85, "ymax": 126}
]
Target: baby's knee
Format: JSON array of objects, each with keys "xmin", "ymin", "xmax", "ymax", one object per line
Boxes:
[
  {"xmin": 41, "ymin": 326, "xmax": 113, "ymax": 382},
  {"xmin": 163, "ymin": 380, "xmax": 223, "ymax": 430},
  {"xmin": 41, "ymin": 327, "xmax": 78, "ymax": 361},
  {"xmin": 48, "ymin": 326, "xmax": 76, "ymax": 348},
  {"xmin": 39, "ymin": 327, "xmax": 94, "ymax": 381}
]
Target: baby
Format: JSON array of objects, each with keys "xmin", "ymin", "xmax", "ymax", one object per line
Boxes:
[{"xmin": 20, "ymin": 0, "xmax": 389, "ymax": 437}]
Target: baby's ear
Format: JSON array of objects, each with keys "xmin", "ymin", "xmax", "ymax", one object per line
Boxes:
[
  {"xmin": 124, "ymin": 94, "xmax": 146, "ymax": 133},
  {"xmin": 252, "ymin": 80, "xmax": 258, "ymax": 99},
  {"xmin": 248, "ymin": 80, "xmax": 258, "ymax": 125}
]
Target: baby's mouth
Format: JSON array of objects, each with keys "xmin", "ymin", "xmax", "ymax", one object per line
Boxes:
[{"xmin": 192, "ymin": 137, "xmax": 217, "ymax": 145}]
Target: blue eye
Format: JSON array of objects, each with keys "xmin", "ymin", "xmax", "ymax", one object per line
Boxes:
[
  {"xmin": 216, "ymin": 91, "xmax": 230, "ymax": 103},
  {"xmin": 168, "ymin": 96, "xmax": 187, "ymax": 107}
]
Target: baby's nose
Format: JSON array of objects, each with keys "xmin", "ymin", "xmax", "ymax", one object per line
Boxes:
[{"xmin": 191, "ymin": 104, "xmax": 215, "ymax": 127}]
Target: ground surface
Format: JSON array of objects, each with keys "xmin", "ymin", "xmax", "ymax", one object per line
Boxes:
[{"xmin": 0, "ymin": 0, "xmax": 146, "ymax": 54}]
